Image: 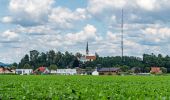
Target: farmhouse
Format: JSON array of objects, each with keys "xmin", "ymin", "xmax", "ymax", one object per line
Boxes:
[
  {"xmin": 0, "ymin": 66, "xmax": 14, "ymax": 74},
  {"xmin": 98, "ymin": 68, "xmax": 121, "ymax": 75},
  {"xmin": 16, "ymin": 69, "xmax": 33, "ymax": 75},
  {"xmin": 150, "ymin": 67, "xmax": 162, "ymax": 74},
  {"xmin": 34, "ymin": 67, "xmax": 50, "ymax": 74},
  {"xmin": 56, "ymin": 69, "xmax": 77, "ymax": 75}
]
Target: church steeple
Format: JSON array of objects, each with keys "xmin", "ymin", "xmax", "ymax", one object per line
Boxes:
[{"xmin": 86, "ymin": 42, "xmax": 89, "ymax": 55}]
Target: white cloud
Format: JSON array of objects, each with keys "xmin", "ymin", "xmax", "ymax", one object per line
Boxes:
[
  {"xmin": 8, "ymin": 0, "xmax": 54, "ymax": 26},
  {"xmin": 136, "ymin": 0, "xmax": 158, "ymax": 11},
  {"xmin": 88, "ymin": 0, "xmax": 126, "ymax": 14},
  {"xmin": 1, "ymin": 16, "xmax": 13, "ymax": 23},
  {"xmin": 48, "ymin": 7, "xmax": 89, "ymax": 29},
  {"xmin": 87, "ymin": 0, "xmax": 170, "ymax": 25},
  {"xmin": 64, "ymin": 24, "xmax": 97, "ymax": 44},
  {"xmin": 2, "ymin": 0, "xmax": 170, "ymax": 63},
  {"xmin": 2, "ymin": 30, "xmax": 19, "ymax": 40},
  {"xmin": 142, "ymin": 26, "xmax": 170, "ymax": 44},
  {"xmin": 106, "ymin": 31, "xmax": 118, "ymax": 40}
]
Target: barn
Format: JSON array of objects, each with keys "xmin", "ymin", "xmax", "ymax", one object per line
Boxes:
[{"xmin": 98, "ymin": 68, "xmax": 121, "ymax": 75}]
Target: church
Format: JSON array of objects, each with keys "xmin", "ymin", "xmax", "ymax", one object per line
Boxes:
[{"xmin": 79, "ymin": 42, "xmax": 96, "ymax": 63}]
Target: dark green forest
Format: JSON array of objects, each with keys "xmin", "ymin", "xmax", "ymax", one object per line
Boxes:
[{"xmin": 11, "ymin": 50, "xmax": 170, "ymax": 72}]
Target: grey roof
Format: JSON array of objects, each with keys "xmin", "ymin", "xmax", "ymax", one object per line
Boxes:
[{"xmin": 98, "ymin": 68, "xmax": 120, "ymax": 72}]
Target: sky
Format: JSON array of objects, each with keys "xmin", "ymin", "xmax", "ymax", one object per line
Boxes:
[{"xmin": 1, "ymin": 0, "xmax": 170, "ymax": 63}]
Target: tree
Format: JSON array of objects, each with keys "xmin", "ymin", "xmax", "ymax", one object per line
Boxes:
[
  {"xmin": 37, "ymin": 52, "xmax": 47, "ymax": 67},
  {"xmin": 47, "ymin": 50, "xmax": 55, "ymax": 66},
  {"xmin": 120, "ymin": 65, "xmax": 129, "ymax": 72},
  {"xmin": 11, "ymin": 66, "xmax": 16, "ymax": 69},
  {"xmin": 30, "ymin": 50, "xmax": 39, "ymax": 69},
  {"xmin": 49, "ymin": 64, "xmax": 58, "ymax": 70},
  {"xmin": 161, "ymin": 67, "xmax": 167, "ymax": 73},
  {"xmin": 72, "ymin": 58, "xmax": 79, "ymax": 68},
  {"xmin": 18, "ymin": 54, "xmax": 30, "ymax": 68},
  {"xmin": 144, "ymin": 67, "xmax": 150, "ymax": 73},
  {"xmin": 11, "ymin": 62, "xmax": 18, "ymax": 69},
  {"xmin": 17, "ymin": 49, "xmax": 170, "ymax": 73},
  {"xmin": 23, "ymin": 63, "xmax": 32, "ymax": 69},
  {"xmin": 75, "ymin": 52, "xmax": 82, "ymax": 58}
]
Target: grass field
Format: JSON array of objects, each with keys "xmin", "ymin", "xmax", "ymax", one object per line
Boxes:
[{"xmin": 1, "ymin": 75, "xmax": 170, "ymax": 100}]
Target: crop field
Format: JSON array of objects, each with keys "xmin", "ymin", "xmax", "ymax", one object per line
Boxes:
[{"xmin": 1, "ymin": 75, "xmax": 170, "ymax": 100}]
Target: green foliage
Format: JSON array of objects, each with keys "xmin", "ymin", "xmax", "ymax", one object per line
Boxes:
[
  {"xmin": 161, "ymin": 67, "xmax": 167, "ymax": 73},
  {"xmin": 72, "ymin": 58, "xmax": 79, "ymax": 68},
  {"xmin": 1, "ymin": 75, "xmax": 170, "ymax": 99},
  {"xmin": 11, "ymin": 66, "xmax": 16, "ymax": 69},
  {"xmin": 17, "ymin": 50, "xmax": 170, "ymax": 73},
  {"xmin": 23, "ymin": 63, "xmax": 32, "ymax": 69},
  {"xmin": 11, "ymin": 62, "xmax": 17, "ymax": 69},
  {"xmin": 49, "ymin": 64, "xmax": 57, "ymax": 70},
  {"xmin": 120, "ymin": 65, "xmax": 129, "ymax": 72}
]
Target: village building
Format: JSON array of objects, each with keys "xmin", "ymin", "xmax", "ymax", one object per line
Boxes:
[
  {"xmin": 79, "ymin": 42, "xmax": 96, "ymax": 62},
  {"xmin": 86, "ymin": 56, "xmax": 96, "ymax": 62},
  {"xmin": 131, "ymin": 67, "xmax": 142, "ymax": 73},
  {"xmin": 16, "ymin": 69, "xmax": 33, "ymax": 75},
  {"xmin": 92, "ymin": 69, "xmax": 99, "ymax": 75},
  {"xmin": 56, "ymin": 69, "xmax": 77, "ymax": 75},
  {"xmin": 34, "ymin": 67, "xmax": 50, "ymax": 74},
  {"xmin": 98, "ymin": 68, "xmax": 121, "ymax": 75},
  {"xmin": 76, "ymin": 67, "xmax": 86, "ymax": 75},
  {"xmin": 50, "ymin": 70, "xmax": 57, "ymax": 74},
  {"xmin": 150, "ymin": 67, "xmax": 162, "ymax": 74},
  {"xmin": 0, "ymin": 66, "xmax": 14, "ymax": 74}
]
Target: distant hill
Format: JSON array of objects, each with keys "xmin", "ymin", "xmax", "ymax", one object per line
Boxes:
[{"xmin": 0, "ymin": 62, "xmax": 10, "ymax": 67}]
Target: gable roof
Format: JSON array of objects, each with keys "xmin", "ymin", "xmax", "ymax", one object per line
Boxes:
[
  {"xmin": 86, "ymin": 56, "xmax": 96, "ymax": 60},
  {"xmin": 0, "ymin": 66, "xmax": 13, "ymax": 72},
  {"xmin": 38, "ymin": 67, "xmax": 46, "ymax": 72}
]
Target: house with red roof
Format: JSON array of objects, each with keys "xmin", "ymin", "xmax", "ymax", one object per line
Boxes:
[
  {"xmin": 34, "ymin": 66, "xmax": 50, "ymax": 74},
  {"xmin": 150, "ymin": 67, "xmax": 162, "ymax": 74},
  {"xmin": 79, "ymin": 42, "xmax": 96, "ymax": 62}
]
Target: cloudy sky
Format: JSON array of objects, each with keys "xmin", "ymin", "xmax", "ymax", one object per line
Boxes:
[{"xmin": 1, "ymin": 0, "xmax": 170, "ymax": 63}]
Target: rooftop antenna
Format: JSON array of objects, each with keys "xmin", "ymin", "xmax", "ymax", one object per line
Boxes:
[{"xmin": 121, "ymin": 9, "xmax": 124, "ymax": 62}]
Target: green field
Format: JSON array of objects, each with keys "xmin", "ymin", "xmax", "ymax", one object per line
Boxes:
[{"xmin": 1, "ymin": 75, "xmax": 170, "ymax": 100}]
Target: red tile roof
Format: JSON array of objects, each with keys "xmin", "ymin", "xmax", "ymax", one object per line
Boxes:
[
  {"xmin": 86, "ymin": 56, "xmax": 96, "ymax": 60},
  {"xmin": 38, "ymin": 67, "xmax": 46, "ymax": 72},
  {"xmin": 150, "ymin": 67, "xmax": 161, "ymax": 73}
]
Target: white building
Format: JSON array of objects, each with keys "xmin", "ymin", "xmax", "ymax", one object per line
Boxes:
[
  {"xmin": 16, "ymin": 69, "xmax": 33, "ymax": 75},
  {"xmin": 78, "ymin": 42, "xmax": 96, "ymax": 63},
  {"xmin": 56, "ymin": 69, "xmax": 77, "ymax": 75},
  {"xmin": 50, "ymin": 70, "xmax": 57, "ymax": 74},
  {"xmin": 92, "ymin": 70, "xmax": 99, "ymax": 75}
]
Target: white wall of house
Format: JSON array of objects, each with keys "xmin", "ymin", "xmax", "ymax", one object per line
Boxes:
[
  {"xmin": 92, "ymin": 70, "xmax": 99, "ymax": 75},
  {"xmin": 16, "ymin": 69, "xmax": 33, "ymax": 75},
  {"xmin": 56, "ymin": 69, "xmax": 77, "ymax": 75},
  {"xmin": 50, "ymin": 70, "xmax": 57, "ymax": 74}
]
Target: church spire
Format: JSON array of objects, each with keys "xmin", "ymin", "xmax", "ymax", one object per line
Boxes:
[{"xmin": 86, "ymin": 42, "xmax": 89, "ymax": 55}]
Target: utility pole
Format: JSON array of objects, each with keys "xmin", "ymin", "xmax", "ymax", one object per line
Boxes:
[{"xmin": 121, "ymin": 9, "xmax": 124, "ymax": 63}]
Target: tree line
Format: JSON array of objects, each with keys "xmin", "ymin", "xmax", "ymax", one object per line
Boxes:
[{"xmin": 11, "ymin": 50, "xmax": 170, "ymax": 72}]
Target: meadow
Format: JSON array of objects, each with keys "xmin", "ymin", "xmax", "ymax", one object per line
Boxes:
[{"xmin": 1, "ymin": 75, "xmax": 170, "ymax": 100}]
